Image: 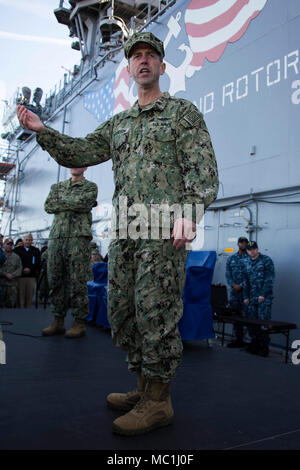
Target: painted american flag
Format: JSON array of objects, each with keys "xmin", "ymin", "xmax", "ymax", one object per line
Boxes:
[
  {"xmin": 84, "ymin": 57, "xmax": 132, "ymax": 122},
  {"xmin": 84, "ymin": 0, "xmax": 268, "ymax": 121},
  {"xmin": 113, "ymin": 57, "xmax": 132, "ymax": 114},
  {"xmin": 185, "ymin": 0, "xmax": 268, "ymax": 70}
]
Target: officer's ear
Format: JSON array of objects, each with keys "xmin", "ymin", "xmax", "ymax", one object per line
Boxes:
[{"xmin": 160, "ymin": 61, "xmax": 166, "ymax": 76}]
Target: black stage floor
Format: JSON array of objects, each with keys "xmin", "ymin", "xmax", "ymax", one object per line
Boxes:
[{"xmin": 1, "ymin": 307, "xmax": 300, "ymax": 451}]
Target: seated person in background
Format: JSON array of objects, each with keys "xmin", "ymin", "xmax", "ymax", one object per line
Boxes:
[{"xmin": 88, "ymin": 244, "xmax": 103, "ymax": 280}]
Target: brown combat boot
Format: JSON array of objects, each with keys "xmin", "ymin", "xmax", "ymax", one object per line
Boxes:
[
  {"xmin": 112, "ymin": 380, "xmax": 174, "ymax": 436},
  {"xmin": 107, "ymin": 371, "xmax": 145, "ymax": 411},
  {"xmin": 42, "ymin": 317, "xmax": 65, "ymax": 336},
  {"xmin": 64, "ymin": 319, "xmax": 86, "ymax": 339}
]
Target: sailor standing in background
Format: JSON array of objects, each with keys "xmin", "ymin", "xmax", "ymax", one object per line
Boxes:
[
  {"xmin": 16, "ymin": 32, "xmax": 219, "ymax": 436},
  {"xmin": 243, "ymin": 241, "xmax": 275, "ymax": 357},
  {"xmin": 42, "ymin": 167, "xmax": 98, "ymax": 339},
  {"xmin": 225, "ymin": 236, "xmax": 249, "ymax": 347}
]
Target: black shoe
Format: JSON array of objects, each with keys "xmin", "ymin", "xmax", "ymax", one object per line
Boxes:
[
  {"xmin": 245, "ymin": 341, "xmax": 259, "ymax": 354},
  {"xmin": 257, "ymin": 345, "xmax": 269, "ymax": 357},
  {"xmin": 227, "ymin": 340, "xmax": 246, "ymax": 348}
]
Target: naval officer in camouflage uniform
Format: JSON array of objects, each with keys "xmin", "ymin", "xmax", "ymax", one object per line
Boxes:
[
  {"xmin": 0, "ymin": 238, "xmax": 22, "ymax": 308},
  {"xmin": 42, "ymin": 167, "xmax": 98, "ymax": 338},
  {"xmin": 17, "ymin": 32, "xmax": 219, "ymax": 435},
  {"xmin": 225, "ymin": 236, "xmax": 249, "ymax": 347},
  {"xmin": 243, "ymin": 241, "xmax": 275, "ymax": 357}
]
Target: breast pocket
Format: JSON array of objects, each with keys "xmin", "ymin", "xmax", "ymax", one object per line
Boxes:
[
  {"xmin": 113, "ymin": 130, "xmax": 128, "ymax": 149},
  {"xmin": 144, "ymin": 123, "xmax": 177, "ymax": 167}
]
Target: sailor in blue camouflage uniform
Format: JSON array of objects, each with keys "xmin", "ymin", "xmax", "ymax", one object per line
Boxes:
[
  {"xmin": 225, "ymin": 236, "xmax": 249, "ymax": 347},
  {"xmin": 243, "ymin": 241, "xmax": 275, "ymax": 357},
  {"xmin": 17, "ymin": 32, "xmax": 219, "ymax": 436}
]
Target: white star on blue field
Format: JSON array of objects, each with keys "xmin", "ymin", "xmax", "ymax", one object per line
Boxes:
[{"xmin": 84, "ymin": 75, "xmax": 115, "ymax": 123}]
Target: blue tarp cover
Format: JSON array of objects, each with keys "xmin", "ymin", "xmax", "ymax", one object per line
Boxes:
[
  {"xmin": 86, "ymin": 263, "xmax": 109, "ymax": 328},
  {"xmin": 179, "ymin": 251, "xmax": 216, "ymax": 341},
  {"xmin": 87, "ymin": 251, "xmax": 217, "ymax": 340}
]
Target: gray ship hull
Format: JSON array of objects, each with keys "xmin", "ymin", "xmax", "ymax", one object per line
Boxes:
[{"xmin": 2, "ymin": 0, "xmax": 300, "ymax": 347}]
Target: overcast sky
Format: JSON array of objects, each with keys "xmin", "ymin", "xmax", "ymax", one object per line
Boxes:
[{"xmin": 0, "ymin": 0, "xmax": 80, "ymax": 137}]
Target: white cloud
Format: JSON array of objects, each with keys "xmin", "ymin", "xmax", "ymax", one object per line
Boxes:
[{"xmin": 0, "ymin": 30, "xmax": 72, "ymax": 46}]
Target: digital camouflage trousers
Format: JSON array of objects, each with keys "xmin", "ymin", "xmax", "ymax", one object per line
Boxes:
[
  {"xmin": 108, "ymin": 237, "xmax": 188, "ymax": 383},
  {"xmin": 1, "ymin": 282, "xmax": 18, "ymax": 308},
  {"xmin": 48, "ymin": 237, "xmax": 91, "ymax": 320}
]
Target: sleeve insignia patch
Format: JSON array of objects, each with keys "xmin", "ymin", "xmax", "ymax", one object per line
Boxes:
[{"xmin": 182, "ymin": 110, "xmax": 203, "ymax": 128}]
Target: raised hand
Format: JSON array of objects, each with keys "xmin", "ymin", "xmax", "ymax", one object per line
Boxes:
[{"xmin": 17, "ymin": 105, "xmax": 44, "ymax": 133}]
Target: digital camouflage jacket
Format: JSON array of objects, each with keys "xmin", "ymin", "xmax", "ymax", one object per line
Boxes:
[
  {"xmin": 37, "ymin": 92, "xmax": 218, "ymax": 227},
  {"xmin": 44, "ymin": 177, "xmax": 98, "ymax": 239},
  {"xmin": 242, "ymin": 254, "xmax": 275, "ymax": 300},
  {"xmin": 0, "ymin": 252, "xmax": 22, "ymax": 286}
]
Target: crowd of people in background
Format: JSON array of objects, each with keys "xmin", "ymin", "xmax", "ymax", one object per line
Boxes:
[{"xmin": 0, "ymin": 232, "xmax": 106, "ymax": 310}]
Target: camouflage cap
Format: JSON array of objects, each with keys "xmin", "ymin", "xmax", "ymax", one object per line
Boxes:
[
  {"xmin": 124, "ymin": 32, "xmax": 165, "ymax": 59},
  {"xmin": 4, "ymin": 238, "xmax": 14, "ymax": 244}
]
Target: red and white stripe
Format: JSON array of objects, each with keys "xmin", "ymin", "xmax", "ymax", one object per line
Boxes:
[
  {"xmin": 185, "ymin": 0, "xmax": 268, "ymax": 69},
  {"xmin": 113, "ymin": 57, "xmax": 131, "ymax": 114}
]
